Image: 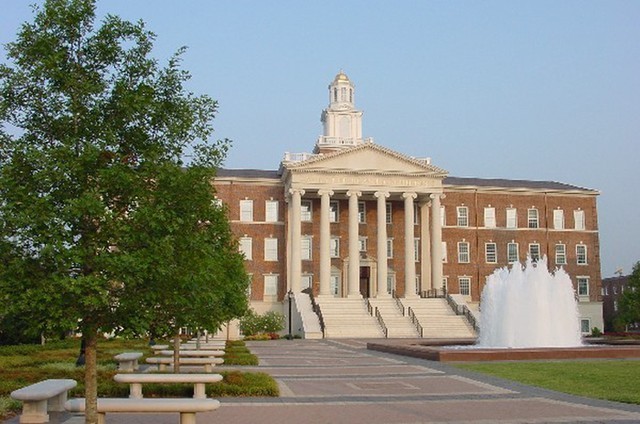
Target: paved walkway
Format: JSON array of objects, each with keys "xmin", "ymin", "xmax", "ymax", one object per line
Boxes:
[{"xmin": 9, "ymin": 339, "xmax": 640, "ymax": 423}]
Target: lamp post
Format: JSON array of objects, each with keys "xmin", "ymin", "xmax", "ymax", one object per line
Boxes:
[{"xmin": 287, "ymin": 290, "xmax": 293, "ymax": 339}]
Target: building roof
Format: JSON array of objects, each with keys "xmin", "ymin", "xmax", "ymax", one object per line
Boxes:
[
  {"xmin": 444, "ymin": 176, "xmax": 598, "ymax": 193},
  {"xmin": 216, "ymin": 168, "xmax": 597, "ymax": 194}
]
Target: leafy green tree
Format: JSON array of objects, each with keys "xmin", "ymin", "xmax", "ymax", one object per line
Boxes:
[
  {"xmin": 618, "ymin": 262, "xmax": 640, "ymax": 330},
  {"xmin": 0, "ymin": 0, "xmax": 248, "ymax": 421}
]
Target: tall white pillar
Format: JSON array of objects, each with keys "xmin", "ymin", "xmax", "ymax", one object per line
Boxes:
[
  {"xmin": 430, "ymin": 193, "xmax": 443, "ymax": 292},
  {"xmin": 347, "ymin": 190, "xmax": 362, "ymax": 298},
  {"xmin": 420, "ymin": 200, "xmax": 432, "ymax": 293},
  {"xmin": 403, "ymin": 192, "xmax": 418, "ymax": 297},
  {"xmin": 318, "ymin": 189, "xmax": 333, "ymax": 297},
  {"xmin": 289, "ymin": 188, "xmax": 305, "ymax": 293},
  {"xmin": 375, "ymin": 191, "xmax": 390, "ymax": 298}
]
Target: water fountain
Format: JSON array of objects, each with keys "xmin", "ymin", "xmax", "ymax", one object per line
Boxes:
[
  {"xmin": 368, "ymin": 258, "xmax": 640, "ymax": 361},
  {"xmin": 477, "ymin": 256, "xmax": 583, "ymax": 348}
]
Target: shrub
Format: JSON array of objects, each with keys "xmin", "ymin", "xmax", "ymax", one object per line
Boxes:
[
  {"xmin": 591, "ymin": 327, "xmax": 603, "ymax": 337},
  {"xmin": 239, "ymin": 310, "xmax": 285, "ymax": 337}
]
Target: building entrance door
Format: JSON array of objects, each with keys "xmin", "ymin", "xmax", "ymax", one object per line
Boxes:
[{"xmin": 359, "ymin": 266, "xmax": 370, "ymax": 298}]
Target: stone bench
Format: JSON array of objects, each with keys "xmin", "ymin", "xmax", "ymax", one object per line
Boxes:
[
  {"xmin": 113, "ymin": 373, "xmax": 223, "ymax": 399},
  {"xmin": 151, "ymin": 344, "xmax": 170, "ymax": 354},
  {"xmin": 181, "ymin": 343, "xmax": 226, "ymax": 350},
  {"xmin": 65, "ymin": 397, "xmax": 219, "ymax": 424},
  {"xmin": 113, "ymin": 352, "xmax": 143, "ymax": 372},
  {"xmin": 158, "ymin": 349, "xmax": 224, "ymax": 357},
  {"xmin": 10, "ymin": 379, "xmax": 77, "ymax": 423},
  {"xmin": 146, "ymin": 356, "xmax": 224, "ymax": 372}
]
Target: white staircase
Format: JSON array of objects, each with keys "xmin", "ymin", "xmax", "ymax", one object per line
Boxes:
[
  {"xmin": 316, "ymin": 297, "xmax": 384, "ymax": 338},
  {"xmin": 400, "ymin": 298, "xmax": 477, "ymax": 339},
  {"xmin": 295, "ymin": 293, "xmax": 323, "ymax": 339},
  {"xmin": 368, "ymin": 298, "xmax": 420, "ymax": 338}
]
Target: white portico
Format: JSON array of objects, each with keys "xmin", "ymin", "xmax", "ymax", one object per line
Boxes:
[{"xmin": 280, "ymin": 72, "xmax": 447, "ymax": 300}]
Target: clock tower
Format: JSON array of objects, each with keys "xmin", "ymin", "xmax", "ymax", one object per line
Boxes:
[{"xmin": 315, "ymin": 71, "xmax": 368, "ymax": 154}]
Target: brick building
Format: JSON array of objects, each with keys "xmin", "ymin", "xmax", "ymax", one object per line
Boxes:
[{"xmin": 214, "ymin": 72, "xmax": 603, "ymax": 339}]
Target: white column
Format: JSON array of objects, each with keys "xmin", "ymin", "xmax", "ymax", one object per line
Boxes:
[
  {"xmin": 375, "ymin": 191, "xmax": 390, "ymax": 298},
  {"xmin": 347, "ymin": 190, "xmax": 362, "ymax": 298},
  {"xmin": 289, "ymin": 188, "xmax": 305, "ymax": 293},
  {"xmin": 403, "ymin": 192, "xmax": 418, "ymax": 297},
  {"xmin": 430, "ymin": 193, "xmax": 443, "ymax": 292},
  {"xmin": 420, "ymin": 200, "xmax": 432, "ymax": 293},
  {"xmin": 318, "ymin": 189, "xmax": 334, "ymax": 297}
]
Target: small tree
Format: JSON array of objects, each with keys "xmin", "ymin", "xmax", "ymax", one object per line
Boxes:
[
  {"xmin": 618, "ymin": 262, "xmax": 640, "ymax": 331},
  {"xmin": 239, "ymin": 310, "xmax": 285, "ymax": 337},
  {"xmin": 0, "ymin": 0, "xmax": 248, "ymax": 421}
]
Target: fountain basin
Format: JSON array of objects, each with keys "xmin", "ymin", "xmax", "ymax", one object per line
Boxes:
[{"xmin": 368, "ymin": 340, "xmax": 640, "ymax": 362}]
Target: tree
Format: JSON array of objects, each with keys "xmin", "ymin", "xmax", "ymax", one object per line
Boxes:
[
  {"xmin": 0, "ymin": 1, "xmax": 248, "ymax": 422},
  {"xmin": 618, "ymin": 262, "xmax": 640, "ymax": 331}
]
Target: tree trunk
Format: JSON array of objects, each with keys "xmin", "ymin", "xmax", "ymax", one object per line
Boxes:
[
  {"xmin": 84, "ymin": 330, "xmax": 99, "ymax": 424},
  {"xmin": 173, "ymin": 332, "xmax": 180, "ymax": 373}
]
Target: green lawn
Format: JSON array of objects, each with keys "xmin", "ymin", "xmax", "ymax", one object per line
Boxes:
[
  {"xmin": 0, "ymin": 338, "xmax": 276, "ymax": 420},
  {"xmin": 453, "ymin": 360, "xmax": 640, "ymax": 404}
]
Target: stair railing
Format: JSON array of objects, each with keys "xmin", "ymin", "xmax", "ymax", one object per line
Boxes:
[
  {"xmin": 309, "ymin": 292, "xmax": 326, "ymax": 337},
  {"xmin": 365, "ymin": 298, "xmax": 373, "ymax": 316},
  {"xmin": 393, "ymin": 296, "xmax": 405, "ymax": 316},
  {"xmin": 374, "ymin": 307, "xmax": 388, "ymax": 338},
  {"xmin": 407, "ymin": 307, "xmax": 424, "ymax": 337}
]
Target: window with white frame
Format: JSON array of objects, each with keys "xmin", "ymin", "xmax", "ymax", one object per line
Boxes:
[
  {"xmin": 574, "ymin": 210, "xmax": 585, "ymax": 230},
  {"xmin": 330, "ymin": 237, "xmax": 340, "ymax": 258},
  {"xmin": 264, "ymin": 274, "xmax": 278, "ymax": 296},
  {"xmin": 459, "ymin": 277, "xmax": 471, "ymax": 296},
  {"xmin": 265, "ymin": 200, "xmax": 278, "ymax": 222},
  {"xmin": 580, "ymin": 319, "xmax": 590, "ymax": 333},
  {"xmin": 414, "ymin": 238, "xmax": 420, "ymax": 262},
  {"xmin": 264, "ymin": 238, "xmax": 278, "ymax": 261},
  {"xmin": 528, "ymin": 208, "xmax": 539, "ymax": 228},
  {"xmin": 442, "ymin": 241, "xmax": 448, "ymax": 262},
  {"xmin": 553, "ymin": 209, "xmax": 564, "ymax": 230},
  {"xmin": 386, "ymin": 202, "xmax": 392, "ymax": 224},
  {"xmin": 529, "ymin": 243, "xmax": 541, "ymax": 261},
  {"xmin": 330, "ymin": 274, "xmax": 341, "ymax": 296},
  {"xmin": 358, "ymin": 201, "xmax": 366, "ymax": 223},
  {"xmin": 440, "ymin": 206, "xmax": 446, "ymax": 227},
  {"xmin": 240, "ymin": 199, "xmax": 253, "ymax": 222},
  {"xmin": 555, "ymin": 244, "xmax": 566, "ymax": 265},
  {"xmin": 386, "ymin": 272, "xmax": 396, "ymax": 294},
  {"xmin": 359, "ymin": 236, "xmax": 367, "ymax": 252},
  {"xmin": 301, "ymin": 236, "xmax": 312, "ymax": 260},
  {"xmin": 386, "ymin": 238, "xmax": 393, "ymax": 259},
  {"xmin": 484, "ymin": 207, "xmax": 496, "ymax": 228},
  {"xmin": 507, "ymin": 242, "xmax": 519, "ymax": 264},
  {"xmin": 578, "ymin": 277, "xmax": 589, "ymax": 296},
  {"xmin": 301, "ymin": 200, "xmax": 312, "ymax": 221},
  {"xmin": 576, "ymin": 244, "xmax": 587, "ymax": 265},
  {"xmin": 239, "ymin": 237, "xmax": 252, "ymax": 260},
  {"xmin": 485, "ymin": 242, "xmax": 497, "ymax": 263},
  {"xmin": 442, "ymin": 277, "xmax": 448, "ymax": 292},
  {"xmin": 457, "ymin": 241, "xmax": 470, "ymax": 263},
  {"xmin": 329, "ymin": 200, "xmax": 339, "ymax": 222},
  {"xmin": 301, "ymin": 274, "xmax": 313, "ymax": 290},
  {"xmin": 457, "ymin": 206, "xmax": 469, "ymax": 227},
  {"xmin": 415, "ymin": 275, "xmax": 421, "ymax": 295},
  {"xmin": 506, "ymin": 208, "xmax": 517, "ymax": 229}
]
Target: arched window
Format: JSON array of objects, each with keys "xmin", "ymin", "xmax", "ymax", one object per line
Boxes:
[
  {"xmin": 333, "ymin": 88, "xmax": 338, "ymax": 102},
  {"xmin": 349, "ymin": 88, "xmax": 353, "ymax": 103}
]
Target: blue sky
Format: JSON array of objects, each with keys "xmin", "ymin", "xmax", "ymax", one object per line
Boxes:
[{"xmin": 2, "ymin": 1, "xmax": 638, "ymax": 277}]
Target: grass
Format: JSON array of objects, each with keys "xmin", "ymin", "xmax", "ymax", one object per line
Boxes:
[
  {"xmin": 0, "ymin": 337, "xmax": 275, "ymax": 420},
  {"xmin": 453, "ymin": 360, "xmax": 640, "ymax": 404}
]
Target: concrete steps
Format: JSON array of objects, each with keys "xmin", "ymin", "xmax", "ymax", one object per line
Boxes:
[
  {"xmin": 316, "ymin": 297, "xmax": 384, "ymax": 338},
  {"xmin": 368, "ymin": 298, "xmax": 420, "ymax": 338},
  {"xmin": 400, "ymin": 298, "xmax": 477, "ymax": 339}
]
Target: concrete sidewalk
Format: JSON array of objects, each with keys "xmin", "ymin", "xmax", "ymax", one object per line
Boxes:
[{"xmin": 8, "ymin": 338, "xmax": 640, "ymax": 423}]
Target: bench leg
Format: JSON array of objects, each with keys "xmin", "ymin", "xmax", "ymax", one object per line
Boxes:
[
  {"xmin": 48, "ymin": 391, "xmax": 68, "ymax": 412},
  {"xmin": 179, "ymin": 412, "xmax": 196, "ymax": 424},
  {"xmin": 158, "ymin": 363, "xmax": 167, "ymax": 372},
  {"xmin": 204, "ymin": 364, "xmax": 212, "ymax": 373},
  {"xmin": 129, "ymin": 383, "xmax": 143, "ymax": 399},
  {"xmin": 193, "ymin": 383, "xmax": 206, "ymax": 399},
  {"xmin": 19, "ymin": 399, "xmax": 48, "ymax": 423}
]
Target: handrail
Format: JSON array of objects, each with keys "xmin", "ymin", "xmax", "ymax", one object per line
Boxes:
[
  {"xmin": 309, "ymin": 292, "xmax": 325, "ymax": 337},
  {"xmin": 407, "ymin": 307, "xmax": 424, "ymax": 337},
  {"xmin": 446, "ymin": 294, "xmax": 464, "ymax": 315},
  {"xmin": 393, "ymin": 296, "xmax": 405, "ymax": 316},
  {"xmin": 462, "ymin": 305, "xmax": 479, "ymax": 332},
  {"xmin": 374, "ymin": 307, "xmax": 388, "ymax": 338},
  {"xmin": 365, "ymin": 298, "xmax": 373, "ymax": 316}
]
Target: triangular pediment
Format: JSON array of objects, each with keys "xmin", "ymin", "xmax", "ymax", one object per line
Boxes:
[{"xmin": 286, "ymin": 143, "xmax": 448, "ymax": 177}]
